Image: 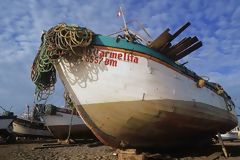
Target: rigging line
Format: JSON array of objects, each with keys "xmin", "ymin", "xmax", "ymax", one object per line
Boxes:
[{"xmin": 0, "ymin": 106, "xmax": 7, "ymax": 112}]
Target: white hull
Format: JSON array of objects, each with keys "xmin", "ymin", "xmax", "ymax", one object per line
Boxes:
[
  {"xmin": 57, "ymin": 47, "xmax": 235, "ymax": 114},
  {"xmin": 0, "ymin": 118, "xmax": 14, "ymax": 138},
  {"xmin": 221, "ymin": 132, "xmax": 239, "ymax": 141},
  {"xmin": 0, "ymin": 119, "xmax": 13, "ymax": 130},
  {"xmin": 12, "ymin": 119, "xmax": 52, "ymax": 138},
  {"xmin": 55, "ymin": 46, "xmax": 237, "ymax": 148},
  {"xmin": 43, "ymin": 111, "xmax": 84, "ymax": 127},
  {"xmin": 221, "ymin": 126, "xmax": 240, "ymax": 141},
  {"xmin": 42, "ymin": 109, "xmax": 92, "ymax": 139}
]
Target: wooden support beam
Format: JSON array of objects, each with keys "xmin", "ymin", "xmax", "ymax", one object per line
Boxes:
[
  {"xmin": 171, "ymin": 37, "xmax": 190, "ymax": 49},
  {"xmin": 167, "ymin": 36, "xmax": 198, "ymax": 57},
  {"xmin": 153, "ymin": 22, "xmax": 191, "ymax": 53},
  {"xmin": 148, "ymin": 21, "xmax": 201, "ymax": 59},
  {"xmin": 217, "ymin": 132, "xmax": 228, "ymax": 158},
  {"xmin": 171, "ymin": 22, "xmax": 191, "ymax": 41},
  {"xmin": 118, "ymin": 149, "xmax": 145, "ymax": 160},
  {"xmin": 158, "ymin": 42, "xmax": 172, "ymax": 54},
  {"xmin": 174, "ymin": 41, "xmax": 202, "ymax": 61},
  {"xmin": 148, "ymin": 28, "xmax": 172, "ymax": 50},
  {"xmin": 33, "ymin": 143, "xmax": 79, "ymax": 150}
]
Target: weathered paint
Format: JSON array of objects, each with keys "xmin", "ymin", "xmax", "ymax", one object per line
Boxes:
[{"xmin": 77, "ymin": 99, "xmax": 237, "ymax": 148}]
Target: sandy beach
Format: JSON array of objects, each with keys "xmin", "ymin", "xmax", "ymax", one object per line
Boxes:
[
  {"xmin": 0, "ymin": 139, "xmax": 117, "ymax": 160},
  {"xmin": 1, "ymin": 139, "xmax": 240, "ymax": 160}
]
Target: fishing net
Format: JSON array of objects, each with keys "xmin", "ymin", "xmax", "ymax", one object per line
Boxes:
[{"xmin": 31, "ymin": 23, "xmax": 94, "ymax": 102}]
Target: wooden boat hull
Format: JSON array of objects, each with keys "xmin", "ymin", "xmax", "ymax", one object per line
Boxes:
[
  {"xmin": 41, "ymin": 107, "xmax": 93, "ymax": 139},
  {"xmin": 12, "ymin": 118, "xmax": 53, "ymax": 138},
  {"xmin": 75, "ymin": 100, "xmax": 236, "ymax": 148},
  {"xmin": 54, "ymin": 36, "xmax": 237, "ymax": 148}
]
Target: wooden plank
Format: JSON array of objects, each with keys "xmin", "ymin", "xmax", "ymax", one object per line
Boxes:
[
  {"xmin": 171, "ymin": 22, "xmax": 191, "ymax": 41},
  {"xmin": 174, "ymin": 41, "xmax": 202, "ymax": 61},
  {"xmin": 217, "ymin": 133, "xmax": 229, "ymax": 158},
  {"xmin": 149, "ymin": 22, "xmax": 191, "ymax": 52},
  {"xmin": 148, "ymin": 28, "xmax": 172, "ymax": 50},
  {"xmin": 171, "ymin": 37, "xmax": 190, "ymax": 49},
  {"xmin": 166, "ymin": 38, "xmax": 192, "ymax": 57},
  {"xmin": 33, "ymin": 143, "xmax": 79, "ymax": 150},
  {"xmin": 118, "ymin": 149, "xmax": 145, "ymax": 160},
  {"xmin": 158, "ymin": 37, "xmax": 189, "ymax": 55},
  {"xmin": 158, "ymin": 42, "xmax": 172, "ymax": 54},
  {"xmin": 167, "ymin": 36, "xmax": 198, "ymax": 57}
]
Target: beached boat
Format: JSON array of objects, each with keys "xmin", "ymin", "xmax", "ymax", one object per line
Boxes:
[
  {"xmin": 34, "ymin": 104, "xmax": 93, "ymax": 140},
  {"xmin": 12, "ymin": 117, "xmax": 53, "ymax": 138},
  {"xmin": 220, "ymin": 118, "xmax": 240, "ymax": 141},
  {"xmin": 221, "ymin": 130, "xmax": 239, "ymax": 141},
  {"xmin": 0, "ymin": 109, "xmax": 16, "ymax": 142},
  {"xmin": 31, "ymin": 12, "xmax": 237, "ymax": 148}
]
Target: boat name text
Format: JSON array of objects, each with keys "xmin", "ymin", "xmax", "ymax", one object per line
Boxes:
[{"xmin": 82, "ymin": 48, "xmax": 139, "ymax": 67}]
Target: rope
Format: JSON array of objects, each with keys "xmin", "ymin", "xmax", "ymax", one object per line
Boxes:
[
  {"xmin": 64, "ymin": 91, "xmax": 74, "ymax": 108},
  {"xmin": 66, "ymin": 109, "xmax": 74, "ymax": 141},
  {"xmin": 31, "ymin": 23, "xmax": 94, "ymax": 102}
]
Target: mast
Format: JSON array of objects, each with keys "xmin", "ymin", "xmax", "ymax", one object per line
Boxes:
[
  {"xmin": 114, "ymin": 6, "xmax": 151, "ymax": 44},
  {"xmin": 119, "ymin": 6, "xmax": 131, "ymax": 40},
  {"xmin": 120, "ymin": 6, "xmax": 128, "ymax": 30}
]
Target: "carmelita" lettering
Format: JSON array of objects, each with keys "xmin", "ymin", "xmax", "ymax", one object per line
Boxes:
[
  {"xmin": 98, "ymin": 50, "xmax": 139, "ymax": 64},
  {"xmin": 83, "ymin": 48, "xmax": 139, "ymax": 67}
]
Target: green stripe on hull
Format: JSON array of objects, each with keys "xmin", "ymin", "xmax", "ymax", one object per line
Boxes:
[
  {"xmin": 93, "ymin": 35, "xmax": 178, "ymax": 67},
  {"xmin": 92, "ymin": 35, "xmax": 198, "ymax": 79}
]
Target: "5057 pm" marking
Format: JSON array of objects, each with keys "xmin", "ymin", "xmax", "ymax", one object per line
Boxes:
[{"xmin": 83, "ymin": 56, "xmax": 117, "ymax": 67}]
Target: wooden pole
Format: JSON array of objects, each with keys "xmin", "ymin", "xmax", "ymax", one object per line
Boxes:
[
  {"xmin": 171, "ymin": 22, "xmax": 191, "ymax": 41},
  {"xmin": 217, "ymin": 132, "xmax": 228, "ymax": 158}
]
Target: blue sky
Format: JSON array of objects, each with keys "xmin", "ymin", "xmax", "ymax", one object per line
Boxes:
[{"xmin": 0, "ymin": 0, "xmax": 239, "ymax": 115}]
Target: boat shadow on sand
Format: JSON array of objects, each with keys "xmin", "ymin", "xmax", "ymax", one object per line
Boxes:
[
  {"xmin": 139, "ymin": 141, "xmax": 240, "ymax": 159},
  {"xmin": 0, "ymin": 137, "xmax": 100, "ymax": 146}
]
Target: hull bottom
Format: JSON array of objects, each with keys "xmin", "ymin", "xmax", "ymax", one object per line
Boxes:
[{"xmin": 74, "ymin": 99, "xmax": 237, "ymax": 148}]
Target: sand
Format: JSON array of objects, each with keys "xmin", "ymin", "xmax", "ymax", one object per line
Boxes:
[
  {"xmin": 0, "ymin": 139, "xmax": 117, "ymax": 160},
  {"xmin": 1, "ymin": 139, "xmax": 240, "ymax": 160}
]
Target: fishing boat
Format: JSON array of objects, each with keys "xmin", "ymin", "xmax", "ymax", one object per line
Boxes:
[
  {"xmin": 220, "ymin": 129, "xmax": 239, "ymax": 141},
  {"xmin": 34, "ymin": 104, "xmax": 93, "ymax": 140},
  {"xmin": 12, "ymin": 117, "xmax": 53, "ymax": 138},
  {"xmin": 0, "ymin": 107, "xmax": 16, "ymax": 142},
  {"xmin": 220, "ymin": 117, "xmax": 240, "ymax": 141},
  {"xmin": 10, "ymin": 105, "xmax": 53, "ymax": 138},
  {"xmin": 31, "ymin": 9, "xmax": 237, "ymax": 148}
]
